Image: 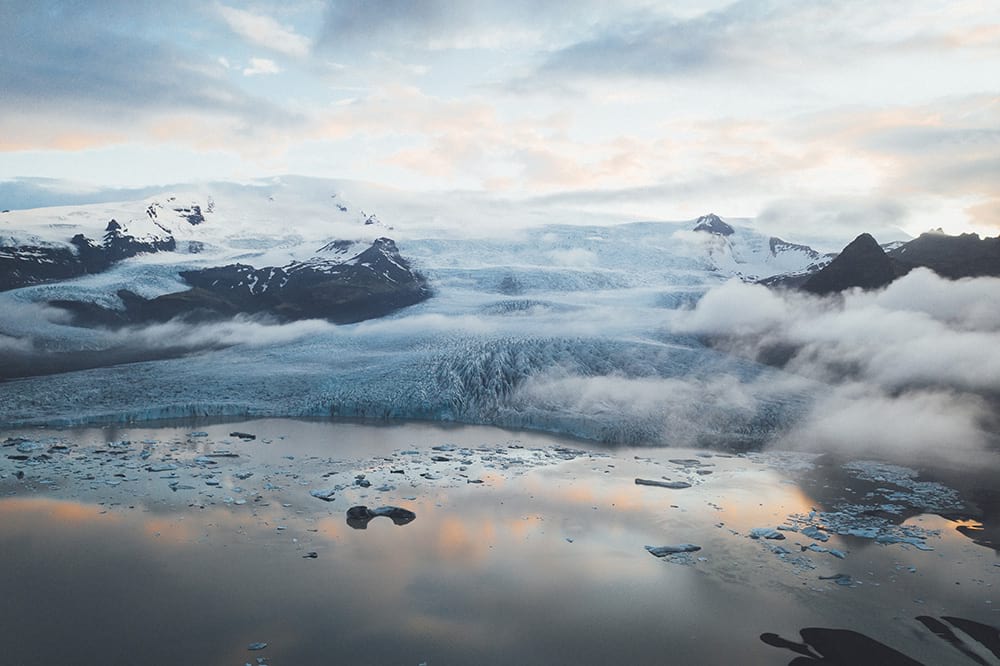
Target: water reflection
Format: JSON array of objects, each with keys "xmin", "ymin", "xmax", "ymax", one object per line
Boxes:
[
  {"xmin": 763, "ymin": 616, "xmax": 1000, "ymax": 665},
  {"xmin": 2, "ymin": 420, "xmax": 1000, "ymax": 664},
  {"xmin": 761, "ymin": 628, "xmax": 922, "ymax": 665}
]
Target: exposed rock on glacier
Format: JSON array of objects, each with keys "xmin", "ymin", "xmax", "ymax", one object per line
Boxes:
[
  {"xmin": 0, "ymin": 219, "xmax": 177, "ymax": 291},
  {"xmin": 51, "ymin": 238, "xmax": 430, "ymax": 326}
]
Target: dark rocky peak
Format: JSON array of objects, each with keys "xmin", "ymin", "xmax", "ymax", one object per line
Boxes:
[
  {"xmin": 802, "ymin": 233, "xmax": 896, "ymax": 295},
  {"xmin": 888, "ymin": 230, "xmax": 1000, "ymax": 279},
  {"xmin": 57, "ymin": 237, "xmax": 431, "ymax": 327},
  {"xmin": 345, "ymin": 238, "xmax": 413, "ymax": 283},
  {"xmin": 693, "ymin": 213, "xmax": 735, "ymax": 236},
  {"xmin": 101, "ymin": 218, "xmax": 176, "ymax": 262}
]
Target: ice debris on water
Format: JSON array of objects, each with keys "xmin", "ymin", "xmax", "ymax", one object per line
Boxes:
[
  {"xmin": 801, "ymin": 526, "xmax": 829, "ymax": 542},
  {"xmin": 842, "ymin": 461, "xmax": 963, "ymax": 513},
  {"xmin": 750, "ymin": 528, "xmax": 785, "ymax": 540},
  {"xmin": 247, "ymin": 642, "xmax": 267, "ymax": 651}
]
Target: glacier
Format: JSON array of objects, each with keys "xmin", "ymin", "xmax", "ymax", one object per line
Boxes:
[{"xmin": 0, "ymin": 180, "xmax": 827, "ymax": 447}]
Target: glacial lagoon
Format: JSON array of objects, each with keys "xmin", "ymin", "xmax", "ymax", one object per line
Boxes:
[{"xmin": 1, "ymin": 418, "xmax": 998, "ymax": 665}]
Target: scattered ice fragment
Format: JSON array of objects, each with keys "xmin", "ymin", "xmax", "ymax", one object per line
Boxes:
[
  {"xmin": 303, "ymin": 552, "xmax": 318, "ymax": 559},
  {"xmin": 875, "ymin": 535, "xmax": 933, "ymax": 550},
  {"xmin": 229, "ymin": 431, "xmax": 256, "ymax": 440},
  {"xmin": 247, "ymin": 642, "xmax": 267, "ymax": 651},
  {"xmin": 750, "ymin": 528, "xmax": 786, "ymax": 540},
  {"xmin": 188, "ymin": 432, "xmax": 209, "ymax": 438},
  {"xmin": 801, "ymin": 526, "xmax": 830, "ymax": 542},
  {"xmin": 310, "ymin": 489, "xmax": 336, "ymax": 502}
]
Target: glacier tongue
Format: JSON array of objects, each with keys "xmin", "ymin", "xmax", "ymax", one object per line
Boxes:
[{"xmin": 0, "ymin": 199, "xmax": 824, "ymax": 447}]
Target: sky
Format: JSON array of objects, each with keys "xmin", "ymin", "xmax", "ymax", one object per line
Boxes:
[{"xmin": 1, "ymin": 0, "xmax": 998, "ymax": 240}]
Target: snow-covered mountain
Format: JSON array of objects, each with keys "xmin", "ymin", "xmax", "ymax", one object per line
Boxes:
[{"xmin": 0, "ymin": 179, "xmax": 832, "ymax": 446}]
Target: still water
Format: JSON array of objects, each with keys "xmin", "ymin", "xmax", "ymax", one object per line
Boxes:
[{"xmin": 0, "ymin": 419, "xmax": 997, "ymax": 664}]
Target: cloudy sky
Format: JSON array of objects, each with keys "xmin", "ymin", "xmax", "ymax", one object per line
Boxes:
[{"xmin": 1, "ymin": 0, "xmax": 998, "ymax": 238}]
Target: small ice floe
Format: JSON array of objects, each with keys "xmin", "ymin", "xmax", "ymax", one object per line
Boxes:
[
  {"xmin": 187, "ymin": 432, "xmax": 209, "ymax": 438},
  {"xmin": 750, "ymin": 528, "xmax": 786, "ymax": 540},
  {"xmin": 804, "ymin": 544, "xmax": 845, "ymax": 559},
  {"xmin": 635, "ymin": 478, "xmax": 692, "ymax": 489},
  {"xmin": 229, "ymin": 431, "xmax": 256, "ymax": 440},
  {"xmin": 247, "ymin": 642, "xmax": 267, "ymax": 650},
  {"xmin": 645, "ymin": 544, "xmax": 702, "ymax": 557},
  {"xmin": 303, "ymin": 552, "xmax": 318, "ymax": 559},
  {"xmin": 15, "ymin": 441, "xmax": 43, "ymax": 454},
  {"xmin": 146, "ymin": 463, "xmax": 177, "ymax": 472},
  {"xmin": 819, "ymin": 573, "xmax": 854, "ymax": 587},
  {"xmin": 310, "ymin": 489, "xmax": 336, "ymax": 502}
]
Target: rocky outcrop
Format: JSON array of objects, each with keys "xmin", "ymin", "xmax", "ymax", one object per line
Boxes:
[
  {"xmin": 801, "ymin": 233, "xmax": 897, "ymax": 295},
  {"xmin": 346, "ymin": 505, "xmax": 416, "ymax": 529},
  {"xmin": 769, "ymin": 229, "xmax": 1000, "ymax": 295},
  {"xmin": 888, "ymin": 231, "xmax": 1000, "ymax": 279},
  {"xmin": 693, "ymin": 213, "xmax": 735, "ymax": 236},
  {"xmin": 51, "ymin": 237, "xmax": 431, "ymax": 327},
  {"xmin": 0, "ymin": 219, "xmax": 176, "ymax": 291}
]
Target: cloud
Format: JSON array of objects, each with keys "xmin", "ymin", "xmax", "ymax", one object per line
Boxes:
[
  {"xmin": 243, "ymin": 57, "xmax": 282, "ymax": 76},
  {"xmin": 0, "ymin": 333, "xmax": 32, "ymax": 354},
  {"xmin": 777, "ymin": 384, "xmax": 992, "ymax": 464},
  {"xmin": 0, "ymin": 0, "xmax": 298, "ymax": 156},
  {"xmin": 673, "ymin": 269, "xmax": 1000, "ymax": 459},
  {"xmin": 755, "ymin": 197, "xmax": 911, "ymax": 250},
  {"xmin": 215, "ymin": 4, "xmax": 311, "ymax": 58},
  {"xmin": 781, "ymin": 95, "xmax": 1000, "ymax": 235},
  {"xmin": 314, "ymin": 0, "xmax": 616, "ymax": 52}
]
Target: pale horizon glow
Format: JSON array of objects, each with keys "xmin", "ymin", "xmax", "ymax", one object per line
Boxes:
[{"xmin": 1, "ymin": 1, "xmax": 998, "ymax": 243}]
